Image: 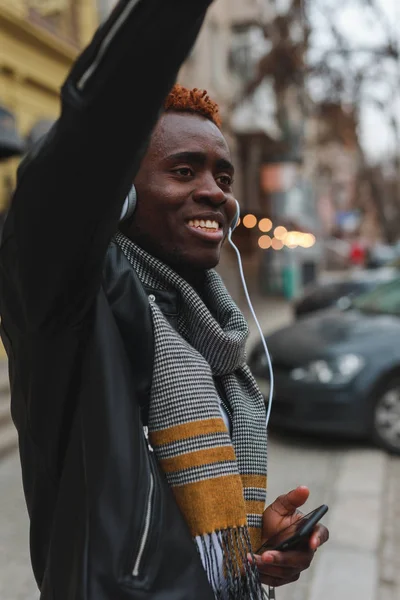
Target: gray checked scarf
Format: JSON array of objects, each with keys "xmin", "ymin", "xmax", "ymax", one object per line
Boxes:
[{"xmin": 115, "ymin": 232, "xmax": 268, "ymax": 599}]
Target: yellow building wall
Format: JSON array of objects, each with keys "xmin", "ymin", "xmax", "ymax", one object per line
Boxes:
[
  {"xmin": 0, "ymin": 1, "xmax": 98, "ymax": 208},
  {"xmin": 0, "ymin": 1, "xmax": 98, "ymax": 357}
]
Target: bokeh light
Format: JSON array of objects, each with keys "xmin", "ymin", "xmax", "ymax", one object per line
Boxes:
[
  {"xmin": 258, "ymin": 235, "xmax": 272, "ymax": 249},
  {"xmin": 301, "ymin": 234, "xmax": 316, "ymax": 248},
  {"xmin": 274, "ymin": 226, "xmax": 288, "ymax": 241},
  {"xmin": 271, "ymin": 238, "xmax": 284, "ymax": 250},
  {"xmin": 259, "ymin": 218, "xmax": 273, "ymax": 233},
  {"xmin": 283, "ymin": 231, "xmax": 316, "ymax": 249},
  {"xmin": 284, "ymin": 231, "xmax": 299, "ymax": 248},
  {"xmin": 243, "ymin": 214, "xmax": 257, "ymax": 229}
]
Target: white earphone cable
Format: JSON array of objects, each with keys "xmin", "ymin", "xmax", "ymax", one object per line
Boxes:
[
  {"xmin": 227, "ymin": 230, "xmax": 274, "ymax": 429},
  {"xmin": 228, "ymin": 224, "xmax": 276, "ymax": 600}
]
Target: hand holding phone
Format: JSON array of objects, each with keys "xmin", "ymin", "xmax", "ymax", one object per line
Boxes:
[{"xmin": 256, "ymin": 504, "xmax": 329, "ymax": 554}]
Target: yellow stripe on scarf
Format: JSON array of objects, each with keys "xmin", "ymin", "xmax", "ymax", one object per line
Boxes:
[
  {"xmin": 245, "ymin": 500, "xmax": 266, "ymax": 516},
  {"xmin": 159, "ymin": 446, "xmax": 236, "ymax": 473},
  {"xmin": 241, "ymin": 474, "xmax": 268, "ymax": 490},
  {"xmin": 172, "ymin": 475, "xmax": 247, "ymax": 537},
  {"xmin": 150, "ymin": 418, "xmax": 228, "ymax": 446}
]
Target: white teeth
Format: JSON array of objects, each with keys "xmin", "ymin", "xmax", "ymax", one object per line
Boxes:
[{"xmin": 188, "ymin": 219, "xmax": 220, "ymax": 231}]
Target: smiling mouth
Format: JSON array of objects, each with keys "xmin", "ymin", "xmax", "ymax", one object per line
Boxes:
[{"xmin": 187, "ymin": 219, "xmax": 221, "ymax": 233}]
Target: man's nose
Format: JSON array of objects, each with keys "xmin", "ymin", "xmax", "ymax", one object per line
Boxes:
[{"xmin": 192, "ymin": 175, "xmax": 226, "ymax": 206}]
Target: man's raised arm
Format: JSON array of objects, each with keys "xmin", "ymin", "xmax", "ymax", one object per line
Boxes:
[{"xmin": 0, "ymin": 0, "xmax": 213, "ymax": 329}]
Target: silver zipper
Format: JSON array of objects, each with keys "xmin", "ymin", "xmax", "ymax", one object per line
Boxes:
[
  {"xmin": 132, "ymin": 470, "xmax": 154, "ymax": 577},
  {"xmin": 77, "ymin": 0, "xmax": 142, "ymax": 91}
]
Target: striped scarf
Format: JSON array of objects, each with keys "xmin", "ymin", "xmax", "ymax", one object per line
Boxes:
[{"xmin": 115, "ymin": 232, "xmax": 268, "ymax": 599}]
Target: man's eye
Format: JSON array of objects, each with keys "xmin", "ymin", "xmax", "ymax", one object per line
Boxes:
[
  {"xmin": 217, "ymin": 175, "xmax": 233, "ymax": 186},
  {"xmin": 174, "ymin": 167, "xmax": 193, "ymax": 177}
]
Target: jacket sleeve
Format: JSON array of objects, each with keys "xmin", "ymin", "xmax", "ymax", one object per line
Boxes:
[{"xmin": 0, "ymin": 0, "xmax": 213, "ymax": 331}]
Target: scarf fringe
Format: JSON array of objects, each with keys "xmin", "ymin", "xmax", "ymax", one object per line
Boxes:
[{"xmin": 196, "ymin": 527, "xmax": 268, "ymax": 600}]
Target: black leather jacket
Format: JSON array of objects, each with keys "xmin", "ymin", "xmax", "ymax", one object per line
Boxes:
[{"xmin": 0, "ymin": 1, "xmax": 215, "ymax": 598}]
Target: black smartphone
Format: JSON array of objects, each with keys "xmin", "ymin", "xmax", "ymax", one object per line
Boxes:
[{"xmin": 256, "ymin": 504, "xmax": 328, "ymax": 554}]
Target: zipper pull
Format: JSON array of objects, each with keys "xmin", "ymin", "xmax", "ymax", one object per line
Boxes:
[{"xmin": 143, "ymin": 426, "xmax": 154, "ymax": 452}]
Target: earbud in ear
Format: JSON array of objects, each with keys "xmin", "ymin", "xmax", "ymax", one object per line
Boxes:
[
  {"xmin": 119, "ymin": 185, "xmax": 137, "ymax": 222},
  {"xmin": 230, "ymin": 200, "xmax": 240, "ymax": 232}
]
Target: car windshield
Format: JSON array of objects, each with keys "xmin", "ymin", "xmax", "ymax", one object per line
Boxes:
[{"xmin": 353, "ymin": 278, "xmax": 400, "ymax": 315}]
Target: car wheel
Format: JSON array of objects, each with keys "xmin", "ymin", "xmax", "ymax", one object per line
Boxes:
[{"xmin": 371, "ymin": 377, "xmax": 400, "ymax": 454}]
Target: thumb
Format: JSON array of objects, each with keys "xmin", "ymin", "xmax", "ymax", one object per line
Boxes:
[{"xmin": 269, "ymin": 486, "xmax": 310, "ymax": 517}]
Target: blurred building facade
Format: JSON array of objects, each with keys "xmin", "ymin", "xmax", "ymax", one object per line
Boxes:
[
  {"xmin": 0, "ymin": 0, "xmax": 98, "ymax": 211},
  {"xmin": 304, "ymin": 103, "xmax": 361, "ymax": 235},
  {"xmin": 179, "ymin": 0, "xmax": 274, "ymax": 204}
]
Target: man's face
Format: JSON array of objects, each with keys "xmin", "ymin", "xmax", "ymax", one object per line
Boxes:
[{"xmin": 125, "ymin": 112, "xmax": 237, "ymax": 271}]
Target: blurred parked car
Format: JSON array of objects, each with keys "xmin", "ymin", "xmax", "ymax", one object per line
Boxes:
[
  {"xmin": 294, "ymin": 267, "xmax": 399, "ymax": 318},
  {"xmin": 250, "ymin": 278, "xmax": 400, "ymax": 454},
  {"xmin": 366, "ymin": 243, "xmax": 400, "ymax": 269}
]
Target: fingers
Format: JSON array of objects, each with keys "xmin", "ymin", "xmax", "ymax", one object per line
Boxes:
[
  {"xmin": 309, "ymin": 523, "xmax": 330, "ymax": 551},
  {"xmin": 251, "ymin": 551, "xmax": 303, "ymax": 587},
  {"xmin": 269, "ymin": 486, "xmax": 310, "ymax": 517},
  {"xmin": 248, "ymin": 548, "xmax": 314, "ymax": 587},
  {"xmin": 258, "ymin": 550, "xmax": 314, "ymax": 572}
]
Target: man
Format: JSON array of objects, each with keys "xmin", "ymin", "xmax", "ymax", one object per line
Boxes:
[{"xmin": 0, "ymin": 1, "xmax": 328, "ymax": 598}]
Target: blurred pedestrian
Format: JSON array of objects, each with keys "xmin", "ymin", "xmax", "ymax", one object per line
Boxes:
[
  {"xmin": 349, "ymin": 238, "xmax": 366, "ymax": 269},
  {"xmin": 0, "ymin": 1, "xmax": 328, "ymax": 598}
]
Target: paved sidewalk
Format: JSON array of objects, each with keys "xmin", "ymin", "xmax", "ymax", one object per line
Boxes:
[
  {"xmin": 0, "ymin": 360, "xmax": 9, "ymax": 391},
  {"xmin": 308, "ymin": 450, "xmax": 384, "ymax": 600},
  {"xmin": 379, "ymin": 456, "xmax": 400, "ymax": 600},
  {"xmin": 0, "ymin": 453, "xmax": 38, "ymax": 600}
]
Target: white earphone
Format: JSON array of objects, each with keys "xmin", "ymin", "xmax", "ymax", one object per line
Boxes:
[
  {"xmin": 120, "ymin": 189, "xmax": 274, "ymax": 427},
  {"xmin": 119, "ymin": 186, "xmax": 138, "ymax": 222},
  {"xmin": 229, "ymin": 199, "xmax": 241, "ymax": 233}
]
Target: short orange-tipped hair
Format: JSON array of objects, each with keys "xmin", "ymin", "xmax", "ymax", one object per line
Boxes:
[{"xmin": 164, "ymin": 84, "xmax": 222, "ymax": 129}]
